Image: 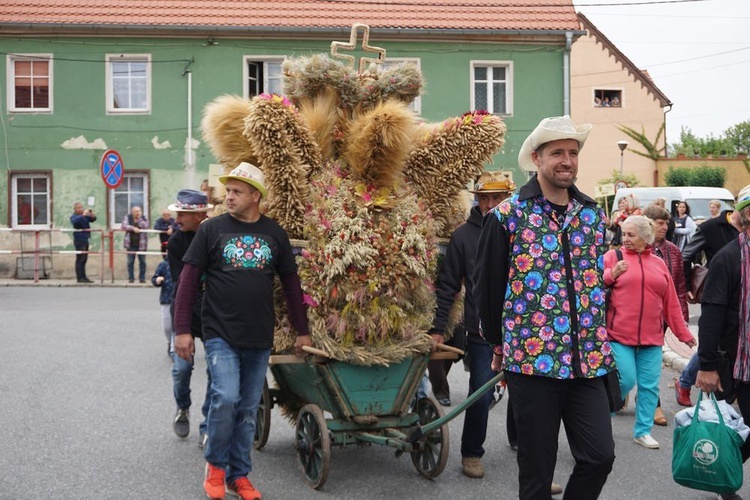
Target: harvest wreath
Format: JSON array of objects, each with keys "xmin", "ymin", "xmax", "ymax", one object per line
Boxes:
[{"xmin": 201, "ymin": 24, "xmax": 506, "ymax": 366}]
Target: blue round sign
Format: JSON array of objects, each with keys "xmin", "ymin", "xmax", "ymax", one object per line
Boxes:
[{"xmin": 100, "ymin": 149, "xmax": 124, "ymax": 188}]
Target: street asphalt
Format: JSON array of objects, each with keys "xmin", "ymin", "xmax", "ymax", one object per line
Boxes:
[{"xmin": 0, "ymin": 284, "xmax": 746, "ymax": 499}]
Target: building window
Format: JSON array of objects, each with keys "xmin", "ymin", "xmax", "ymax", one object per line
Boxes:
[
  {"xmin": 7, "ymin": 54, "xmax": 52, "ymax": 112},
  {"xmin": 379, "ymin": 58, "xmax": 422, "ymax": 114},
  {"xmin": 594, "ymin": 89, "xmax": 622, "ymax": 107},
  {"xmin": 11, "ymin": 173, "xmax": 51, "ymax": 228},
  {"xmin": 110, "ymin": 172, "xmax": 149, "ymax": 227},
  {"xmin": 244, "ymin": 58, "xmax": 284, "ymax": 98},
  {"xmin": 471, "ymin": 61, "xmax": 513, "ymax": 116},
  {"xmin": 106, "ymin": 54, "xmax": 150, "ymax": 113}
]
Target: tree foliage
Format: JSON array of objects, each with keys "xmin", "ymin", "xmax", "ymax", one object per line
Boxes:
[
  {"xmin": 618, "ymin": 123, "xmax": 666, "ymax": 160},
  {"xmin": 664, "ymin": 165, "xmax": 726, "ymax": 187},
  {"xmin": 670, "ymin": 122, "xmax": 750, "ymax": 158}
]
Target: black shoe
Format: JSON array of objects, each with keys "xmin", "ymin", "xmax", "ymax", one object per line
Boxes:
[
  {"xmin": 139, "ymin": 279, "xmax": 146, "ymax": 284},
  {"xmin": 128, "ymin": 279, "xmax": 134, "ymax": 283},
  {"xmin": 173, "ymin": 408, "xmax": 190, "ymax": 438},
  {"xmin": 77, "ymin": 278, "xmax": 93, "ymax": 283},
  {"xmin": 199, "ymin": 431, "xmax": 207, "ymax": 449},
  {"xmin": 437, "ymin": 397, "xmax": 451, "ymax": 407}
]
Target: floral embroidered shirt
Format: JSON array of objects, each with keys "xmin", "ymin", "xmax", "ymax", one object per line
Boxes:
[{"xmin": 475, "ymin": 175, "xmax": 614, "ymax": 379}]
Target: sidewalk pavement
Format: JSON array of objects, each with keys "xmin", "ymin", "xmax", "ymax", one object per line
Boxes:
[{"xmin": 0, "ymin": 278, "xmax": 151, "ymax": 288}]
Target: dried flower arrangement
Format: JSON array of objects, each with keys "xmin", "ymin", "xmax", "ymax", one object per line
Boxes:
[{"xmin": 200, "ymin": 25, "xmax": 505, "ymax": 365}]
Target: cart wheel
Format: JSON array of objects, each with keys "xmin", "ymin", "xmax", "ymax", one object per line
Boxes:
[
  {"xmin": 295, "ymin": 404, "xmax": 330, "ymax": 489},
  {"xmin": 410, "ymin": 397, "xmax": 449, "ymax": 479},
  {"xmin": 253, "ymin": 378, "xmax": 271, "ymax": 450}
]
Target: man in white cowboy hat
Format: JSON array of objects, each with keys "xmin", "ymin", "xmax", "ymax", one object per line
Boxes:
[
  {"xmin": 165, "ymin": 189, "xmax": 214, "ymax": 444},
  {"xmin": 475, "ymin": 116, "xmax": 615, "ymax": 499},
  {"xmin": 173, "ymin": 162, "xmax": 311, "ymax": 500},
  {"xmin": 696, "ymin": 184, "xmax": 750, "ymax": 500},
  {"xmin": 428, "ymin": 170, "xmax": 516, "ymax": 479}
]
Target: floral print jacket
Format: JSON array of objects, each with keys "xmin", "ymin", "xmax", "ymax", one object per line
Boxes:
[{"xmin": 475, "ymin": 175, "xmax": 614, "ymax": 379}]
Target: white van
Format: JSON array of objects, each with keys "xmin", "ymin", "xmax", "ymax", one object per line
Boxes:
[{"xmin": 611, "ymin": 186, "xmax": 734, "ymax": 222}]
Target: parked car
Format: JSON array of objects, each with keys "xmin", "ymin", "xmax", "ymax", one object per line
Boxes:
[{"xmin": 611, "ymin": 186, "xmax": 734, "ymax": 222}]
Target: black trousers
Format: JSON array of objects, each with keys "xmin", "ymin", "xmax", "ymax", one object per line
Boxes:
[
  {"xmin": 505, "ymin": 372, "xmax": 615, "ymax": 500},
  {"xmin": 74, "ymin": 240, "xmax": 89, "ymax": 280},
  {"xmin": 428, "ymin": 358, "xmax": 452, "ymax": 400}
]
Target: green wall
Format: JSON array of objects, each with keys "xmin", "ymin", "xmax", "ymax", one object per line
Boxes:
[{"xmin": 1, "ymin": 35, "xmax": 565, "ymax": 233}]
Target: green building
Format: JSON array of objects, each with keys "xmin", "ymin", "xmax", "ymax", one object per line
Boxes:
[{"xmin": 0, "ymin": 0, "xmax": 582, "ymax": 279}]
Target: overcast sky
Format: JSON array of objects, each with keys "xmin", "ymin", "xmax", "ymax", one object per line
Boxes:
[{"xmin": 573, "ymin": 0, "xmax": 749, "ymax": 146}]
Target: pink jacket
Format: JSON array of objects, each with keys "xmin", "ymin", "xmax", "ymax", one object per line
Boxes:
[{"xmin": 604, "ymin": 247, "xmax": 693, "ymax": 347}]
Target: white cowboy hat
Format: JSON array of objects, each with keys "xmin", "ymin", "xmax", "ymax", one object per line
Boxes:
[
  {"xmin": 736, "ymin": 184, "xmax": 750, "ymax": 212},
  {"xmin": 517, "ymin": 115, "xmax": 593, "ymax": 172},
  {"xmin": 218, "ymin": 162, "xmax": 268, "ymax": 198}
]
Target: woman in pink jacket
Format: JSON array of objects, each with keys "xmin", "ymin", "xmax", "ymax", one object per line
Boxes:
[{"xmin": 604, "ymin": 215, "xmax": 696, "ymax": 450}]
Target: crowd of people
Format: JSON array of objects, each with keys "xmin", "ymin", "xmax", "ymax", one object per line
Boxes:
[{"xmin": 62, "ymin": 116, "xmax": 750, "ymax": 500}]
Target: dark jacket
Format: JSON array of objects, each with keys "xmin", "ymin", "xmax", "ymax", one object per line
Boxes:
[
  {"xmin": 70, "ymin": 212, "xmax": 96, "ymax": 244},
  {"xmin": 431, "ymin": 205, "xmax": 483, "ymax": 342},
  {"xmin": 682, "ymin": 210, "xmax": 739, "ymax": 285},
  {"xmin": 697, "ymin": 239, "xmax": 740, "ymax": 372},
  {"xmin": 168, "ymin": 229, "xmax": 202, "ymax": 339}
]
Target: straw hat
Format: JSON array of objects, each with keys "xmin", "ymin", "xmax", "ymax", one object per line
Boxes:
[
  {"xmin": 469, "ymin": 171, "xmax": 516, "ymax": 194},
  {"xmin": 218, "ymin": 162, "xmax": 268, "ymax": 198},
  {"xmin": 167, "ymin": 189, "xmax": 214, "ymax": 212},
  {"xmin": 518, "ymin": 115, "xmax": 592, "ymax": 172},
  {"xmin": 736, "ymin": 184, "xmax": 750, "ymax": 212}
]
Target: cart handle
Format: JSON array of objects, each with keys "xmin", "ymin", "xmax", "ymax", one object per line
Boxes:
[
  {"xmin": 301, "ymin": 345, "xmax": 332, "ymax": 358},
  {"xmin": 435, "ymin": 343, "xmax": 464, "ymax": 356}
]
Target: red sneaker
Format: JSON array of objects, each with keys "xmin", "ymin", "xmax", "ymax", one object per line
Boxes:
[
  {"xmin": 226, "ymin": 477, "xmax": 262, "ymax": 500},
  {"xmin": 674, "ymin": 378, "xmax": 692, "ymax": 407},
  {"xmin": 204, "ymin": 463, "xmax": 226, "ymax": 500}
]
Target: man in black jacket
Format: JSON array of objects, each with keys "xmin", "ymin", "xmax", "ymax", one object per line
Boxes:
[
  {"xmin": 167, "ymin": 189, "xmax": 213, "ymax": 444},
  {"xmin": 428, "ymin": 170, "xmax": 514, "ymax": 479},
  {"xmin": 674, "ymin": 208, "xmax": 739, "ymax": 407},
  {"xmin": 682, "ymin": 208, "xmax": 739, "ymax": 289},
  {"xmin": 696, "ymin": 185, "xmax": 750, "ymax": 500}
]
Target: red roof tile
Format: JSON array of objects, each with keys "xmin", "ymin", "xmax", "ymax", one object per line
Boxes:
[{"xmin": 0, "ymin": 0, "xmax": 579, "ymax": 32}]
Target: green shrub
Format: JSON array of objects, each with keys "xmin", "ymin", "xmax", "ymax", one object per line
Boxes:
[
  {"xmin": 664, "ymin": 165, "xmax": 725, "ymax": 187},
  {"xmin": 664, "ymin": 166, "xmax": 691, "ymax": 186}
]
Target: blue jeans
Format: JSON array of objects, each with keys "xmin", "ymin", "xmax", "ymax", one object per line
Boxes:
[
  {"xmin": 678, "ymin": 352, "xmax": 699, "ymax": 389},
  {"xmin": 461, "ymin": 341, "xmax": 494, "ymax": 458},
  {"xmin": 126, "ymin": 251, "xmax": 146, "ymax": 281},
  {"xmin": 610, "ymin": 342, "xmax": 662, "ymax": 438},
  {"xmin": 204, "ymin": 337, "xmax": 270, "ymax": 482},
  {"xmin": 171, "ymin": 336, "xmax": 211, "ymax": 435}
]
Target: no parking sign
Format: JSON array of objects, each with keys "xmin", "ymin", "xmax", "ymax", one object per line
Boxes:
[{"xmin": 100, "ymin": 149, "xmax": 124, "ymax": 188}]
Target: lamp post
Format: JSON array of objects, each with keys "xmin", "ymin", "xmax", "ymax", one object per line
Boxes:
[{"xmin": 617, "ymin": 140, "xmax": 629, "ymax": 178}]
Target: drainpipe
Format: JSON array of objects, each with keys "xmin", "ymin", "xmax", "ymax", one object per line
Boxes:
[
  {"xmin": 182, "ymin": 59, "xmax": 195, "ymax": 187},
  {"xmin": 563, "ymin": 31, "xmax": 573, "ymax": 115},
  {"xmin": 658, "ymin": 103, "xmax": 673, "ymax": 186}
]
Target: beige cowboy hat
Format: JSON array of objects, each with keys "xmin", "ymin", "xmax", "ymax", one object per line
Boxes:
[
  {"xmin": 218, "ymin": 162, "xmax": 268, "ymax": 198},
  {"xmin": 518, "ymin": 115, "xmax": 593, "ymax": 172},
  {"xmin": 469, "ymin": 171, "xmax": 516, "ymax": 194}
]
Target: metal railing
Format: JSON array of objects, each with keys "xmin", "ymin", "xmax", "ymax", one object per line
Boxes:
[{"xmin": 0, "ymin": 227, "xmax": 168, "ymax": 283}]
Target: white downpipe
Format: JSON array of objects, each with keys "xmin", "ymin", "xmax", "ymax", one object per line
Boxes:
[
  {"xmin": 185, "ymin": 70, "xmax": 195, "ymax": 187},
  {"xmin": 563, "ymin": 31, "xmax": 572, "ymax": 116}
]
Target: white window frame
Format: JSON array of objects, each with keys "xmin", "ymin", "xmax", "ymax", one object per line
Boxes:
[
  {"xmin": 10, "ymin": 172, "xmax": 52, "ymax": 229},
  {"xmin": 470, "ymin": 60, "xmax": 513, "ymax": 116},
  {"xmin": 7, "ymin": 53, "xmax": 53, "ymax": 113},
  {"xmin": 109, "ymin": 172, "xmax": 150, "ymax": 228},
  {"xmin": 379, "ymin": 58, "xmax": 422, "ymax": 115},
  {"xmin": 242, "ymin": 56, "xmax": 285, "ymax": 99},
  {"xmin": 105, "ymin": 54, "xmax": 151, "ymax": 114}
]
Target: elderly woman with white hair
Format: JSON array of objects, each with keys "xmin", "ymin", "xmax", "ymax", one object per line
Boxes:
[{"xmin": 604, "ymin": 215, "xmax": 697, "ymax": 449}]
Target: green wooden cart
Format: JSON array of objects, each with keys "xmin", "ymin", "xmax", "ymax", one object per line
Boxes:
[{"xmin": 252, "ymin": 345, "xmax": 503, "ymax": 489}]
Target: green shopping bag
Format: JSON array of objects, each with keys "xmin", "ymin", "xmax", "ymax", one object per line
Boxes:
[{"xmin": 672, "ymin": 391, "xmax": 744, "ymax": 493}]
